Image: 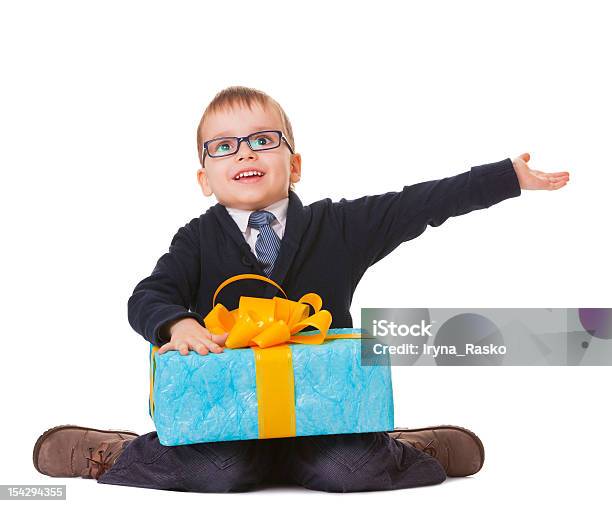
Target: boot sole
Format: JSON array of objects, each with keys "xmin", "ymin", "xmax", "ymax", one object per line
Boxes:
[
  {"xmin": 33, "ymin": 424, "xmax": 140, "ymax": 476},
  {"xmin": 388, "ymin": 424, "xmax": 485, "ymax": 475}
]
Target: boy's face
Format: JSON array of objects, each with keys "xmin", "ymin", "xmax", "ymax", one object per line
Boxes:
[{"xmin": 197, "ymin": 103, "xmax": 301, "ymax": 210}]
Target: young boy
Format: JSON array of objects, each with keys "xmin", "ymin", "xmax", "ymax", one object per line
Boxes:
[{"xmin": 33, "ymin": 86, "xmax": 569, "ymax": 493}]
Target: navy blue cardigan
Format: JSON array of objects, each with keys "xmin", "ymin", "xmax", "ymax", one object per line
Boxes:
[{"xmin": 128, "ymin": 158, "xmax": 521, "ymax": 346}]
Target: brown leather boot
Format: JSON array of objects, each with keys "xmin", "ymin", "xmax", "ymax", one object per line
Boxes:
[
  {"xmin": 33, "ymin": 425, "xmax": 139, "ymax": 479},
  {"xmin": 388, "ymin": 425, "xmax": 485, "ymax": 477}
]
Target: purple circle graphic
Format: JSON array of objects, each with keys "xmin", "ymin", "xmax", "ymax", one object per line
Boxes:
[{"xmin": 578, "ymin": 309, "xmax": 612, "ymax": 339}]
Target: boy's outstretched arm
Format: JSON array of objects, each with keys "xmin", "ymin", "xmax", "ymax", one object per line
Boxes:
[
  {"xmin": 128, "ymin": 218, "xmax": 203, "ymax": 347},
  {"xmin": 332, "ymin": 153, "xmax": 570, "ymax": 279}
]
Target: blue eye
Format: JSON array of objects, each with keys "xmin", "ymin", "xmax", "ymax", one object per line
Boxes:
[
  {"xmin": 216, "ymin": 143, "xmax": 231, "ymax": 153},
  {"xmin": 252, "ymin": 134, "xmax": 275, "ymax": 147}
]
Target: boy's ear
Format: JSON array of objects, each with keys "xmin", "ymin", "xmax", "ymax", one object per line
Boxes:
[
  {"xmin": 290, "ymin": 153, "xmax": 302, "ymax": 183},
  {"xmin": 196, "ymin": 167, "xmax": 214, "ymax": 197}
]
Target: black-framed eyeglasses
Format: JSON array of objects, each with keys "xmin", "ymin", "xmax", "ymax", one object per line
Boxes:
[{"xmin": 201, "ymin": 130, "xmax": 294, "ymax": 166}]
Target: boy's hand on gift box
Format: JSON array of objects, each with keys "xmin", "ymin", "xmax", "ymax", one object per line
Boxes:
[
  {"xmin": 512, "ymin": 153, "xmax": 570, "ymax": 191},
  {"xmin": 157, "ymin": 318, "xmax": 229, "ymax": 356}
]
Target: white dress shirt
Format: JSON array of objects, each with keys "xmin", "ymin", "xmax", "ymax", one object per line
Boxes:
[{"xmin": 225, "ymin": 197, "xmax": 289, "ymax": 257}]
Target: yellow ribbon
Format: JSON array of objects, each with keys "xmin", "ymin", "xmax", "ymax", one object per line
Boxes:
[
  {"xmin": 204, "ymin": 273, "xmax": 333, "ymax": 349},
  {"xmin": 204, "ymin": 273, "xmax": 337, "ymax": 438}
]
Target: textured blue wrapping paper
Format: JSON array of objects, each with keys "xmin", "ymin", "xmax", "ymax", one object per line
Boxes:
[{"xmin": 149, "ymin": 329, "xmax": 394, "ymax": 446}]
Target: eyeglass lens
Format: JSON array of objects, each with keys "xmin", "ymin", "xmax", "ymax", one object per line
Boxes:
[{"xmin": 208, "ymin": 131, "xmax": 281, "ymax": 157}]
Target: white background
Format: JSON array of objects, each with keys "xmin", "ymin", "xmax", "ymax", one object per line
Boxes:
[{"xmin": 1, "ymin": 0, "xmax": 610, "ymax": 504}]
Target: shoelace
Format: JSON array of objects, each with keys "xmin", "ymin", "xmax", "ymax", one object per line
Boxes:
[
  {"xmin": 410, "ymin": 439, "xmax": 437, "ymax": 458},
  {"xmin": 82, "ymin": 440, "xmax": 125, "ymax": 479},
  {"xmin": 391, "ymin": 433, "xmax": 437, "ymax": 458}
]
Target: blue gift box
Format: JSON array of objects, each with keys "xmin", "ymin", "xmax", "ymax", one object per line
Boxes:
[{"xmin": 148, "ymin": 328, "xmax": 394, "ymax": 446}]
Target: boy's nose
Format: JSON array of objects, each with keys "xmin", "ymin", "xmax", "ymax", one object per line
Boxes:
[{"xmin": 235, "ymin": 139, "xmax": 257, "ymax": 160}]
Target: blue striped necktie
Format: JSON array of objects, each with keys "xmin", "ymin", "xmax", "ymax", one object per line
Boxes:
[{"xmin": 248, "ymin": 210, "xmax": 281, "ymax": 277}]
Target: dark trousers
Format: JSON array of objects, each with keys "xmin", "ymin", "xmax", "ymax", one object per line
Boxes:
[{"xmin": 98, "ymin": 431, "xmax": 446, "ymax": 493}]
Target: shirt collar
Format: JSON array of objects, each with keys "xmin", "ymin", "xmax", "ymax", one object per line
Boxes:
[{"xmin": 225, "ymin": 197, "xmax": 289, "ymax": 234}]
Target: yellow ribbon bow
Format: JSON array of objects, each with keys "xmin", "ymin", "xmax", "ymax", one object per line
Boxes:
[{"xmin": 203, "ymin": 273, "xmax": 333, "ymax": 348}]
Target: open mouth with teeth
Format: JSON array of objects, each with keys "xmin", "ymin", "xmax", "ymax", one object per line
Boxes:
[{"xmin": 233, "ymin": 170, "xmax": 265, "ymax": 183}]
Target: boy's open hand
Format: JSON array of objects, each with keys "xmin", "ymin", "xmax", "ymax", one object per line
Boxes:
[
  {"xmin": 512, "ymin": 153, "xmax": 570, "ymax": 191},
  {"xmin": 157, "ymin": 317, "xmax": 229, "ymax": 356}
]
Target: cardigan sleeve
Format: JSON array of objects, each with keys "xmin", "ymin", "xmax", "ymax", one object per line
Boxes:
[
  {"xmin": 331, "ymin": 157, "xmax": 522, "ymax": 279},
  {"xmin": 127, "ymin": 217, "xmax": 204, "ymax": 347}
]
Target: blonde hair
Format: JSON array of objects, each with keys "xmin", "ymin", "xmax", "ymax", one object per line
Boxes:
[{"xmin": 197, "ymin": 86, "xmax": 296, "ymax": 192}]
